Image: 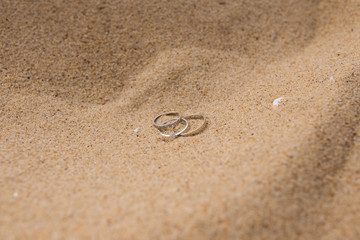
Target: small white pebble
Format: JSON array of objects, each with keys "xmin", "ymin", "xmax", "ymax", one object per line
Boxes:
[
  {"xmin": 273, "ymin": 97, "xmax": 284, "ymax": 106},
  {"xmin": 13, "ymin": 192, "xmax": 18, "ymax": 198},
  {"xmin": 134, "ymin": 127, "xmax": 141, "ymax": 133},
  {"xmin": 330, "ymin": 76, "xmax": 335, "ymax": 82}
]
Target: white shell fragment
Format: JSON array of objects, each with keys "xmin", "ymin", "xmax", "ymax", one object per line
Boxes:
[
  {"xmin": 273, "ymin": 97, "xmax": 284, "ymax": 106},
  {"xmin": 134, "ymin": 127, "xmax": 141, "ymax": 133},
  {"xmin": 13, "ymin": 192, "xmax": 18, "ymax": 198},
  {"xmin": 330, "ymin": 76, "xmax": 335, "ymax": 82}
]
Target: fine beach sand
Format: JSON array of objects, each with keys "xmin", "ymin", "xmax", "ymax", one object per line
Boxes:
[{"xmin": 1, "ymin": 0, "xmax": 360, "ymax": 239}]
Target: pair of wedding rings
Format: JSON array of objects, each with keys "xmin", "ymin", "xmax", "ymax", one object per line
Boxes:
[{"xmin": 153, "ymin": 111, "xmax": 206, "ymax": 138}]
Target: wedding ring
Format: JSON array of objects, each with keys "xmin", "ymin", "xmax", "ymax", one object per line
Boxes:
[
  {"xmin": 153, "ymin": 111, "xmax": 206, "ymax": 138},
  {"xmin": 153, "ymin": 111, "xmax": 181, "ymax": 129},
  {"xmin": 157, "ymin": 117, "xmax": 189, "ymax": 138},
  {"xmin": 181, "ymin": 114, "xmax": 207, "ymax": 137}
]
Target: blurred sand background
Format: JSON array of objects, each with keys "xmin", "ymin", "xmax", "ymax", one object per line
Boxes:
[{"xmin": 1, "ymin": 0, "xmax": 360, "ymax": 239}]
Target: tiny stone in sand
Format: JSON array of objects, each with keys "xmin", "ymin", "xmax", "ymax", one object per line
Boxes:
[{"xmin": 273, "ymin": 97, "xmax": 284, "ymax": 106}]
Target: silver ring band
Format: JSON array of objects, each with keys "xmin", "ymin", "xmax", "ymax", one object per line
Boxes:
[
  {"xmin": 158, "ymin": 117, "xmax": 188, "ymax": 138},
  {"xmin": 180, "ymin": 114, "xmax": 206, "ymax": 137},
  {"xmin": 153, "ymin": 111, "xmax": 182, "ymax": 129}
]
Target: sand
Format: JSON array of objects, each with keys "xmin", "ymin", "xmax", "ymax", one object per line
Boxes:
[{"xmin": 1, "ymin": 0, "xmax": 360, "ymax": 239}]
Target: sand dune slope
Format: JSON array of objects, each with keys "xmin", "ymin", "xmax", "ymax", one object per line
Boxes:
[{"xmin": 1, "ymin": 0, "xmax": 360, "ymax": 239}]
